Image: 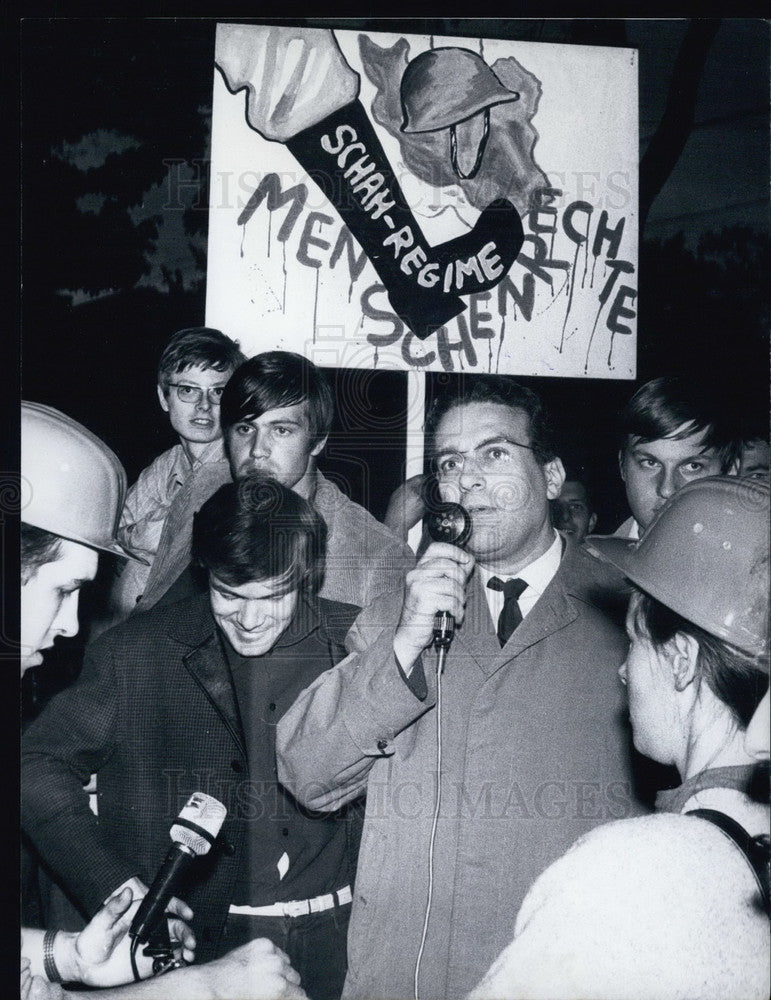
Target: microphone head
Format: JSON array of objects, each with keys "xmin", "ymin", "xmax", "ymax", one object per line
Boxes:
[
  {"xmin": 425, "ymin": 501, "xmax": 472, "ymax": 548},
  {"xmin": 170, "ymin": 792, "xmax": 227, "ymax": 857}
]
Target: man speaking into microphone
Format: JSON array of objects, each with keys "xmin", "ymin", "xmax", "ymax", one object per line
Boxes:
[{"xmin": 277, "ymin": 375, "xmax": 645, "ymax": 1000}]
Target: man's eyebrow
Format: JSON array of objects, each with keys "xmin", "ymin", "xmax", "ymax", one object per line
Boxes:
[
  {"xmin": 176, "ymin": 379, "xmax": 229, "ymax": 387},
  {"xmin": 435, "ymin": 436, "xmax": 525, "ymax": 457},
  {"xmin": 631, "ymin": 442, "xmax": 715, "ymax": 458},
  {"xmin": 478, "ymin": 436, "xmax": 522, "ymax": 449},
  {"xmin": 212, "ymin": 581, "xmax": 289, "ymax": 600},
  {"xmin": 433, "ymin": 445, "xmax": 461, "ymax": 459},
  {"xmin": 233, "ymin": 416, "xmax": 304, "ymax": 428}
]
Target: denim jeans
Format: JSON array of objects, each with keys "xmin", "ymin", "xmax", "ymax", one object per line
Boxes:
[{"xmin": 220, "ymin": 902, "xmax": 351, "ymax": 1000}]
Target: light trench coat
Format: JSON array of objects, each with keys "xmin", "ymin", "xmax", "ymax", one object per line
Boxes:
[{"xmin": 278, "ymin": 544, "xmax": 644, "ymax": 1000}]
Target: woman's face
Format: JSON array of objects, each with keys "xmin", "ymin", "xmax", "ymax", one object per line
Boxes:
[{"xmin": 618, "ymin": 601, "xmax": 680, "ymax": 765}]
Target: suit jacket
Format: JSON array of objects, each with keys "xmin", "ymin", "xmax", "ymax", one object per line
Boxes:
[
  {"xmin": 22, "ymin": 592, "xmax": 359, "ymax": 963},
  {"xmin": 277, "ymin": 544, "xmax": 646, "ymax": 1000}
]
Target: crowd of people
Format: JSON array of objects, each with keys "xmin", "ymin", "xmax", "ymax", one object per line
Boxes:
[{"xmin": 20, "ymin": 329, "xmax": 769, "ymax": 1000}]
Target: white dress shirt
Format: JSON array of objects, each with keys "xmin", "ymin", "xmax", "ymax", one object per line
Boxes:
[
  {"xmin": 478, "ymin": 530, "xmax": 563, "ymax": 628},
  {"xmin": 613, "ymin": 515, "xmax": 640, "ymax": 540}
]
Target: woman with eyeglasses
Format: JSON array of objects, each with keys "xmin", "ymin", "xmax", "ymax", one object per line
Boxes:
[{"xmin": 101, "ymin": 328, "xmax": 245, "ymax": 630}]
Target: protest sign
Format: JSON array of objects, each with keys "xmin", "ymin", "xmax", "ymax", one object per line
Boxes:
[{"xmin": 207, "ymin": 24, "xmax": 638, "ymax": 379}]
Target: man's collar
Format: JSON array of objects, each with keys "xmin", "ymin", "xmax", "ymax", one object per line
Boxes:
[
  {"xmin": 171, "ymin": 438, "xmax": 226, "ymax": 483},
  {"xmin": 166, "ymin": 592, "xmax": 219, "ymax": 647},
  {"xmin": 272, "ymin": 592, "xmax": 321, "ymax": 648},
  {"xmin": 187, "ymin": 437, "xmax": 226, "ymax": 470},
  {"xmin": 477, "ymin": 530, "xmax": 563, "ymax": 595},
  {"xmin": 307, "ymin": 469, "xmax": 340, "ymax": 511},
  {"xmin": 610, "ymin": 516, "xmax": 640, "ymax": 540}
]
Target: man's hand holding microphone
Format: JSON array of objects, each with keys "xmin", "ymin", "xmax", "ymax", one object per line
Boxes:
[{"xmin": 394, "ymin": 542, "xmax": 475, "ymax": 671}]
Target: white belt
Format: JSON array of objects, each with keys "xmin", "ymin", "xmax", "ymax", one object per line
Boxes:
[{"xmin": 229, "ymin": 885, "xmax": 352, "ymax": 918}]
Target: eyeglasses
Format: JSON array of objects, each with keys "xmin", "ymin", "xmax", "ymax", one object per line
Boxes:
[
  {"xmin": 434, "ymin": 437, "xmax": 536, "ymax": 478},
  {"xmin": 167, "ymin": 383, "xmax": 226, "ymax": 406}
]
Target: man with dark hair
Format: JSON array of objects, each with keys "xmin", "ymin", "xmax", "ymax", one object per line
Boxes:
[
  {"xmin": 23, "ymin": 475, "xmax": 361, "ymax": 1000},
  {"xmin": 221, "ymin": 351, "xmax": 334, "ymax": 466},
  {"xmin": 221, "ymin": 353, "xmax": 334, "ymax": 502},
  {"xmin": 135, "ymin": 350, "xmax": 413, "ymax": 612},
  {"xmin": 108, "ymin": 328, "xmax": 246, "ymax": 622},
  {"xmin": 21, "ymin": 404, "xmax": 303, "ymax": 999},
  {"xmin": 21, "ymin": 526, "xmax": 66, "ymax": 583},
  {"xmin": 550, "ymin": 462, "xmax": 597, "ymax": 544},
  {"xmin": 739, "ymin": 436, "xmax": 770, "ymax": 482},
  {"xmin": 277, "ymin": 374, "xmax": 644, "ymax": 1000},
  {"xmin": 423, "ymin": 375, "xmax": 556, "ymax": 462},
  {"xmin": 615, "ymin": 375, "xmax": 740, "ymax": 538},
  {"xmin": 737, "ymin": 413, "xmax": 769, "ymax": 483}
]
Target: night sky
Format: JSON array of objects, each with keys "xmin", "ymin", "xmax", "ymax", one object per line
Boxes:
[{"xmin": 20, "ymin": 18, "xmax": 770, "ymax": 530}]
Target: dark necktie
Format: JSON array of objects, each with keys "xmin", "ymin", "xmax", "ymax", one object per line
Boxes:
[{"xmin": 487, "ymin": 577, "xmax": 528, "ymax": 647}]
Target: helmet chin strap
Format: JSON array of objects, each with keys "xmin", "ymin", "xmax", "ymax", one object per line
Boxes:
[{"xmin": 450, "ymin": 109, "xmax": 490, "ymax": 180}]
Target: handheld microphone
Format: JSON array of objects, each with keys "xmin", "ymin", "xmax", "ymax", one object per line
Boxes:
[
  {"xmin": 424, "ymin": 500, "xmax": 472, "ymax": 650},
  {"xmin": 413, "ymin": 498, "xmax": 471, "ymax": 997},
  {"xmin": 130, "ymin": 792, "xmax": 227, "ymax": 946}
]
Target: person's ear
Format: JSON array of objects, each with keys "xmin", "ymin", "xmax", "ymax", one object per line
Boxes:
[
  {"xmin": 544, "ymin": 457, "xmax": 565, "ymax": 500},
  {"xmin": 618, "ymin": 447, "xmax": 627, "ymax": 483},
  {"xmin": 157, "ymin": 384, "xmax": 170, "ymax": 413},
  {"xmin": 670, "ymin": 632, "xmax": 699, "ymax": 692},
  {"xmin": 587, "ymin": 511, "xmax": 598, "ymax": 534},
  {"xmin": 310, "ymin": 434, "xmax": 328, "ymax": 458}
]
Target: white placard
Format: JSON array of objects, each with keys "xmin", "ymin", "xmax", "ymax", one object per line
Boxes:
[{"xmin": 207, "ymin": 25, "xmax": 638, "ymax": 379}]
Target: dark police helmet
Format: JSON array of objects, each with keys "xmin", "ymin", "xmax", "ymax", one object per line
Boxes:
[{"xmin": 400, "ymin": 47, "xmax": 520, "ymax": 134}]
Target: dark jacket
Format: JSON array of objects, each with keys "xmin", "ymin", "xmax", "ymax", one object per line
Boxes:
[{"xmin": 21, "ymin": 592, "xmax": 359, "ymax": 962}]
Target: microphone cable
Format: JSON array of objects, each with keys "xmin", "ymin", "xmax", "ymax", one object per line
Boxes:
[
  {"xmin": 130, "ymin": 935, "xmax": 141, "ymax": 982},
  {"xmin": 413, "ymin": 645, "xmax": 445, "ymax": 1000},
  {"xmin": 413, "ymin": 498, "xmax": 470, "ymax": 999}
]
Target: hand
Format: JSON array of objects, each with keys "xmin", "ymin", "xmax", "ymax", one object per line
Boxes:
[
  {"xmin": 394, "ymin": 542, "xmax": 475, "ymax": 670},
  {"xmin": 58, "ymin": 881, "xmax": 195, "ymax": 986},
  {"xmin": 108, "ymin": 876, "xmax": 197, "ymax": 963},
  {"xmin": 215, "ymin": 25, "xmax": 358, "ymax": 142},
  {"xmin": 20, "ymin": 956, "xmax": 31, "ymax": 1000},
  {"xmin": 383, "ymin": 474, "xmax": 428, "ymax": 540},
  {"xmin": 21, "ymin": 958, "xmax": 64, "ymax": 1000},
  {"xmin": 198, "ymin": 938, "xmax": 308, "ymax": 999}
]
